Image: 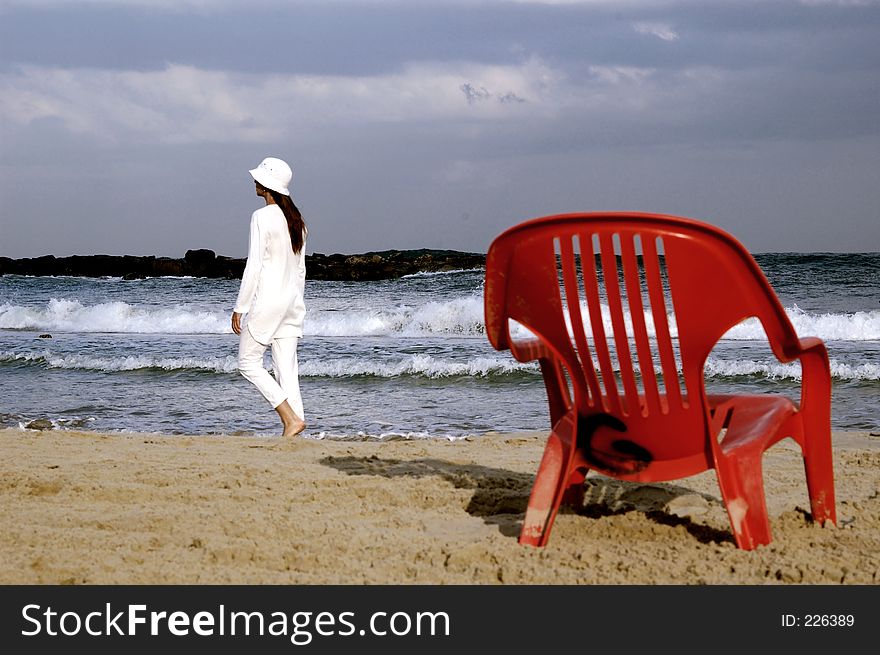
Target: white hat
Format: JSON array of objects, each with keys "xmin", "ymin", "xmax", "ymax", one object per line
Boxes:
[{"xmin": 249, "ymin": 157, "xmax": 292, "ymax": 196}]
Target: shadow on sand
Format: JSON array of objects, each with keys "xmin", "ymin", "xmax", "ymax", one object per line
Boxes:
[{"xmin": 320, "ymin": 454, "xmax": 734, "ymax": 545}]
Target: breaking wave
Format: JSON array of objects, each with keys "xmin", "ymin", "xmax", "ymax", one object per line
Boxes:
[
  {"xmin": 0, "ymin": 350, "xmax": 535, "ymax": 378},
  {"xmin": 2, "ymin": 297, "xmax": 878, "ymax": 341},
  {"xmin": 2, "ymin": 349, "xmax": 876, "ymax": 381}
]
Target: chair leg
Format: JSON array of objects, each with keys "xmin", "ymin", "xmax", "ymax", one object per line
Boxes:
[
  {"xmin": 715, "ymin": 451, "xmax": 772, "ymax": 550},
  {"xmin": 519, "ymin": 428, "xmax": 573, "ymax": 547},
  {"xmin": 561, "ymin": 466, "xmax": 588, "ymax": 508},
  {"xmin": 802, "ymin": 426, "xmax": 837, "ymax": 526},
  {"xmin": 797, "ymin": 341, "xmax": 836, "ymax": 525}
]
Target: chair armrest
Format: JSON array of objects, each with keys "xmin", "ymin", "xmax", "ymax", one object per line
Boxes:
[
  {"xmin": 776, "ymin": 337, "xmax": 831, "ymax": 426},
  {"xmin": 794, "ymin": 338, "xmax": 832, "ymax": 421},
  {"xmin": 510, "ymin": 336, "xmax": 573, "ymax": 425},
  {"xmin": 509, "ymin": 335, "xmax": 555, "ymax": 364},
  {"xmin": 779, "ymin": 336, "xmax": 826, "ymax": 363}
]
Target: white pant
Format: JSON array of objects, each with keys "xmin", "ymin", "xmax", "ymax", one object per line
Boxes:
[{"xmin": 238, "ymin": 327, "xmax": 304, "ymax": 419}]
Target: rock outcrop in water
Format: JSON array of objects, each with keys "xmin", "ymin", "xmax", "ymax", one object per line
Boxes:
[{"xmin": 0, "ymin": 249, "xmax": 486, "ymax": 281}]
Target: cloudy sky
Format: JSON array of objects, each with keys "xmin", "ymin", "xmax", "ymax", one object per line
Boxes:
[{"xmin": 1, "ymin": 0, "xmax": 878, "ymax": 258}]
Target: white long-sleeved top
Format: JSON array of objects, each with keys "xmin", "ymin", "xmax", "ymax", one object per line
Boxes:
[{"xmin": 233, "ymin": 204, "xmax": 306, "ymax": 345}]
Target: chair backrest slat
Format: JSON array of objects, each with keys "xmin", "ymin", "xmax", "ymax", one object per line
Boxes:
[
  {"xmin": 620, "ymin": 233, "xmax": 662, "ymax": 417},
  {"xmin": 580, "ymin": 232, "xmax": 622, "ymax": 411},
  {"xmin": 558, "ymin": 236, "xmax": 604, "ymax": 408},
  {"xmin": 641, "ymin": 235, "xmax": 683, "ymax": 410},
  {"xmin": 598, "ymin": 232, "xmax": 640, "ymax": 416}
]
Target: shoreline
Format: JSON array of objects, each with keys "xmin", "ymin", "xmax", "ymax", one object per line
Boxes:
[{"xmin": 1, "ymin": 428, "xmax": 878, "ymax": 584}]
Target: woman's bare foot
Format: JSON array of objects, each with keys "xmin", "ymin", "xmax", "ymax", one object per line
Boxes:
[
  {"xmin": 282, "ymin": 418, "xmax": 306, "ymax": 437},
  {"xmin": 276, "ymin": 400, "xmax": 306, "ymax": 437}
]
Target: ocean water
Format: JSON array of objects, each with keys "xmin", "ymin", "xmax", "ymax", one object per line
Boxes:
[{"xmin": 0, "ymin": 253, "xmax": 877, "ymax": 438}]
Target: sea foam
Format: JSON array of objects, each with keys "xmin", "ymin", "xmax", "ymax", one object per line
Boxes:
[
  {"xmin": 0, "ymin": 350, "xmax": 535, "ymax": 378},
  {"xmin": 0, "ymin": 299, "xmax": 228, "ymax": 334},
  {"xmin": 0, "ymin": 350, "xmax": 240, "ymax": 373},
  {"xmin": 2, "ymin": 349, "xmax": 876, "ymax": 381},
  {"xmin": 2, "ymin": 297, "xmax": 878, "ymax": 341}
]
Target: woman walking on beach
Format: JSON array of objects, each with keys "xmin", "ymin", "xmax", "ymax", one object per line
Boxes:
[{"xmin": 231, "ymin": 157, "xmax": 308, "ymax": 437}]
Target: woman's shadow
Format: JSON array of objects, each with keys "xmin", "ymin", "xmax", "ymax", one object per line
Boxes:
[{"xmin": 319, "ymin": 454, "xmax": 733, "ymax": 544}]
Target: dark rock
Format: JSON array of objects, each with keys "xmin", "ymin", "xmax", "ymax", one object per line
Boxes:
[
  {"xmin": 215, "ymin": 255, "xmax": 245, "ymax": 279},
  {"xmin": 184, "ymin": 249, "xmax": 217, "ymax": 276},
  {"xmin": 307, "ymin": 249, "xmax": 485, "ymax": 281},
  {"xmin": 185, "ymin": 249, "xmax": 216, "ymax": 264},
  {"xmin": 25, "ymin": 419, "xmax": 54, "ymax": 431},
  {"xmin": 37, "ymin": 334, "xmax": 52, "ymax": 339},
  {"xmin": 152, "ymin": 258, "xmax": 186, "ymax": 276},
  {"xmin": 0, "ymin": 248, "xmax": 486, "ymax": 281}
]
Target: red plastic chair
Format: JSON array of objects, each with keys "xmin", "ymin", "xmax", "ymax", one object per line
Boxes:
[{"xmin": 484, "ymin": 212, "xmax": 835, "ymax": 550}]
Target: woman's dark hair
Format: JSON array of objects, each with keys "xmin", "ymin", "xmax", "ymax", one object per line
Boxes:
[{"xmin": 266, "ymin": 187, "xmax": 306, "ymax": 254}]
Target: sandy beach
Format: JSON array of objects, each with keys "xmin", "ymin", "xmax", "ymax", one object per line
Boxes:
[{"xmin": 0, "ymin": 427, "xmax": 878, "ymax": 584}]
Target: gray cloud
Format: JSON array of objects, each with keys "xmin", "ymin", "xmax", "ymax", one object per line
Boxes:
[
  {"xmin": 460, "ymin": 83, "xmax": 528, "ymax": 105},
  {"xmin": 633, "ymin": 21, "xmax": 679, "ymax": 41},
  {"xmin": 1, "ymin": 0, "xmax": 879, "ymax": 257}
]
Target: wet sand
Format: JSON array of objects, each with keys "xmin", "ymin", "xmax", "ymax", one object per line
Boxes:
[{"xmin": 1, "ymin": 428, "xmax": 877, "ymax": 584}]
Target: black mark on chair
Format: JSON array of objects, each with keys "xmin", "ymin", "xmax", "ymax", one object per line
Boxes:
[{"xmin": 577, "ymin": 413, "xmax": 652, "ymax": 475}]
